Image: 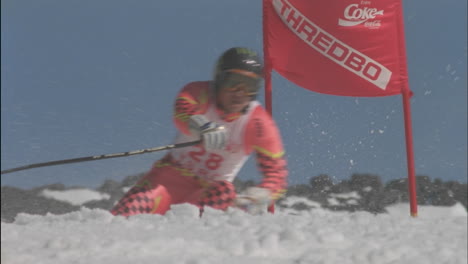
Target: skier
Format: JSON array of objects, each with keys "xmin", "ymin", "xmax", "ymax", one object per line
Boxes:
[{"xmin": 111, "ymin": 47, "xmax": 288, "ymax": 216}]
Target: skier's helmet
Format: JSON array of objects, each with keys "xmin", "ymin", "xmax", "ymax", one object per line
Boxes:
[{"xmin": 213, "ymin": 47, "xmax": 264, "ymax": 99}]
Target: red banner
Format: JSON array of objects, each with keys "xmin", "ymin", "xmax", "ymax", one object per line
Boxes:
[
  {"xmin": 263, "ymin": 0, "xmax": 410, "ymax": 97},
  {"xmin": 262, "ymin": 0, "xmax": 418, "ymax": 216}
]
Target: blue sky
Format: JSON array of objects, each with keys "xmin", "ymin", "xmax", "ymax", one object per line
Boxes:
[{"xmin": 1, "ymin": 0, "xmax": 466, "ymax": 189}]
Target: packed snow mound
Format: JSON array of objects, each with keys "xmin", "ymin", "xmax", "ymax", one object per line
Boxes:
[
  {"xmin": 2, "ymin": 204, "xmax": 466, "ymax": 264},
  {"xmin": 386, "ymin": 202, "xmax": 467, "ymax": 218}
]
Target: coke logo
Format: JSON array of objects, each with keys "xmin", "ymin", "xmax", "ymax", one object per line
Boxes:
[
  {"xmin": 345, "ymin": 4, "xmax": 383, "ymax": 20},
  {"xmin": 339, "ymin": 4, "xmax": 384, "ymax": 27}
]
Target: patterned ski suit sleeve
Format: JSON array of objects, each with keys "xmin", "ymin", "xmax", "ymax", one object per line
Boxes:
[
  {"xmin": 245, "ymin": 106, "xmax": 288, "ymax": 201},
  {"xmin": 173, "ymin": 82, "xmax": 210, "ymax": 135}
]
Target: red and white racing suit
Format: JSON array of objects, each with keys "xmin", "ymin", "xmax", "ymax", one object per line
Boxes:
[{"xmin": 111, "ymin": 81, "xmax": 288, "ymax": 216}]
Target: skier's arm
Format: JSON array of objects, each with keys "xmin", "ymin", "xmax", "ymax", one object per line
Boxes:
[
  {"xmin": 244, "ymin": 107, "xmax": 288, "ymax": 201},
  {"xmin": 173, "ymin": 82, "xmax": 210, "ymax": 135}
]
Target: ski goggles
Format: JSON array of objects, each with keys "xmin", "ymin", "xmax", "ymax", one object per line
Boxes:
[{"xmin": 219, "ymin": 71, "xmax": 261, "ymax": 96}]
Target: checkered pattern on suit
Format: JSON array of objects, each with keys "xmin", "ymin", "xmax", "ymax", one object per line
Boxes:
[
  {"xmin": 198, "ymin": 180, "xmax": 236, "ymax": 213},
  {"xmin": 111, "ymin": 185, "xmax": 170, "ymax": 216}
]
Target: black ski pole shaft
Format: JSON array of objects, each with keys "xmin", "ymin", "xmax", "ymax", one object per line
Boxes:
[{"xmin": 1, "ymin": 140, "xmax": 201, "ymax": 175}]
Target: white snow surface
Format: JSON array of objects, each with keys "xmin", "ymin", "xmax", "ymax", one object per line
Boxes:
[
  {"xmin": 39, "ymin": 189, "xmax": 110, "ymax": 206},
  {"xmin": 1, "ymin": 192, "xmax": 467, "ymax": 264}
]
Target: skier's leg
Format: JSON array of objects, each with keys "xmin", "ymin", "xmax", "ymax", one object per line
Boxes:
[
  {"xmin": 110, "ymin": 183, "xmax": 172, "ymax": 216},
  {"xmin": 185, "ymin": 180, "xmax": 236, "ymax": 215},
  {"xmin": 111, "ymin": 165, "xmax": 176, "ymax": 216}
]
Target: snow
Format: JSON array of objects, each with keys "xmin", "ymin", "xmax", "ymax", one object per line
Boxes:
[
  {"xmin": 327, "ymin": 192, "xmax": 361, "ymax": 206},
  {"xmin": 278, "ymin": 196, "xmax": 321, "ymax": 209},
  {"xmin": 39, "ymin": 189, "xmax": 110, "ymax": 206},
  {"xmin": 1, "ymin": 190, "xmax": 467, "ymax": 264}
]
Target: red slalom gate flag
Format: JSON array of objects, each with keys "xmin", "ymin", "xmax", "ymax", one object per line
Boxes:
[
  {"xmin": 263, "ymin": 0, "xmax": 410, "ymax": 97},
  {"xmin": 263, "ymin": 0, "xmax": 418, "ymax": 216}
]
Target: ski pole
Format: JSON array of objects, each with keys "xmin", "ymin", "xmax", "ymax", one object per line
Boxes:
[{"xmin": 1, "ymin": 140, "xmax": 201, "ymax": 175}]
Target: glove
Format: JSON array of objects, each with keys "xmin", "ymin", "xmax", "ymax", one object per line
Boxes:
[
  {"xmin": 234, "ymin": 187, "xmax": 271, "ymax": 215},
  {"xmin": 188, "ymin": 115, "xmax": 227, "ymax": 150}
]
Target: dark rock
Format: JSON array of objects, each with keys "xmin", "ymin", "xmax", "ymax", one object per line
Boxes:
[
  {"xmin": 1, "ymin": 173, "xmax": 466, "ymax": 222},
  {"xmin": 1, "ymin": 186, "xmax": 80, "ymax": 223},
  {"xmin": 310, "ymin": 174, "xmax": 334, "ymax": 193}
]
